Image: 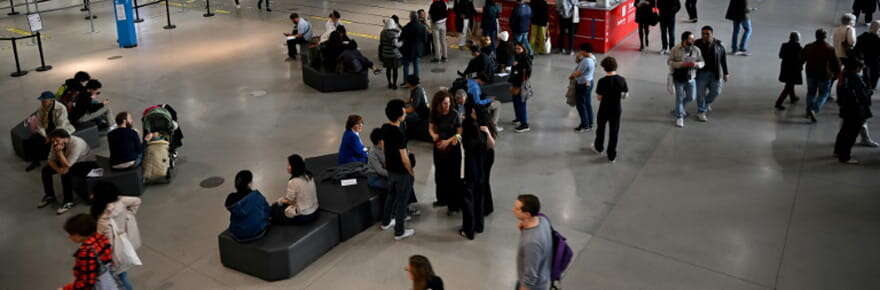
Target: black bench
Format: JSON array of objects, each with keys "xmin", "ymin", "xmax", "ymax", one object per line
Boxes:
[
  {"xmin": 10, "ymin": 121, "xmax": 100, "ymax": 160},
  {"xmin": 85, "ymin": 156, "xmax": 144, "ymax": 196},
  {"xmin": 305, "ymin": 153, "xmax": 379, "ymax": 242},
  {"xmin": 483, "ymin": 76, "xmax": 513, "ymax": 103},
  {"xmin": 302, "ymin": 64, "xmax": 369, "ymax": 93},
  {"xmin": 218, "ymin": 210, "xmax": 341, "ymax": 281}
]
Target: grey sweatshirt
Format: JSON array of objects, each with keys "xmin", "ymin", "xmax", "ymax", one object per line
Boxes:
[
  {"xmin": 367, "ymin": 145, "xmax": 387, "ymax": 177},
  {"xmin": 517, "ymin": 216, "xmax": 553, "ymax": 290},
  {"xmin": 667, "ymin": 43, "xmax": 705, "ymax": 80}
]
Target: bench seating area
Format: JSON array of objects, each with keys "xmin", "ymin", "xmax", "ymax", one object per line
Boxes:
[
  {"xmin": 85, "ymin": 156, "xmax": 144, "ymax": 197},
  {"xmin": 305, "ymin": 153, "xmax": 381, "ymax": 242},
  {"xmin": 484, "ymin": 76, "xmax": 513, "ymax": 103},
  {"xmin": 302, "ymin": 64, "xmax": 369, "ymax": 93},
  {"xmin": 10, "ymin": 120, "xmax": 101, "ymax": 161}
]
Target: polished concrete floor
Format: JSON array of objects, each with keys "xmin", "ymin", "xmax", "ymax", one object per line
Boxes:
[{"xmin": 1, "ymin": 0, "xmax": 878, "ymax": 289}]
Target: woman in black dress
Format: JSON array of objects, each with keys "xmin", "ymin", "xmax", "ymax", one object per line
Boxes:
[
  {"xmin": 459, "ymin": 101, "xmax": 495, "ymax": 240},
  {"xmin": 776, "ymin": 31, "xmax": 804, "ymax": 110},
  {"xmin": 428, "ymin": 90, "xmax": 463, "ymax": 214}
]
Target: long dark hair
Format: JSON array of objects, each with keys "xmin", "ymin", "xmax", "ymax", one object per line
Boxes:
[
  {"xmin": 409, "ymin": 255, "xmax": 437, "ymax": 290},
  {"xmin": 429, "ymin": 89, "xmax": 453, "ymax": 123},
  {"xmin": 90, "ymin": 181, "xmax": 121, "ymax": 218},
  {"xmin": 288, "ymin": 154, "xmax": 313, "ymax": 181},
  {"xmin": 234, "ymin": 170, "xmax": 253, "ymax": 194},
  {"xmin": 464, "ymin": 101, "xmax": 496, "ymax": 138}
]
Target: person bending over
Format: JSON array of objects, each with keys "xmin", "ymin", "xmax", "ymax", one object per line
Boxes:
[
  {"xmin": 70, "ymin": 79, "xmax": 112, "ymax": 130},
  {"xmin": 39, "ymin": 129, "xmax": 98, "ymax": 215}
]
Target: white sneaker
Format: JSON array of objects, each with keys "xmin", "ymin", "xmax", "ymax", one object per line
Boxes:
[
  {"xmin": 675, "ymin": 118, "xmax": 684, "ymax": 128},
  {"xmin": 380, "ymin": 219, "xmax": 395, "ymax": 231},
  {"xmin": 496, "ymin": 126, "xmax": 504, "ymax": 132},
  {"xmin": 859, "ymin": 140, "xmax": 880, "ymax": 147},
  {"xmin": 696, "ymin": 113, "xmax": 708, "ymax": 122},
  {"xmin": 842, "ymin": 159, "xmax": 860, "ymax": 165},
  {"xmin": 394, "ymin": 229, "xmax": 415, "ymax": 240},
  {"xmin": 56, "ymin": 202, "xmax": 74, "ymax": 215}
]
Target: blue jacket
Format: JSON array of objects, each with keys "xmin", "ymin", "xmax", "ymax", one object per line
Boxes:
[
  {"xmin": 225, "ymin": 190, "xmax": 271, "ymax": 242},
  {"xmin": 338, "ymin": 129, "xmax": 368, "ymax": 164},
  {"xmin": 467, "ymin": 79, "xmax": 491, "ymax": 106},
  {"xmin": 509, "ymin": 3, "xmax": 532, "ymax": 34}
]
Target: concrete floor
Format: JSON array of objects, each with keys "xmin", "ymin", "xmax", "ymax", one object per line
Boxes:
[{"xmin": 1, "ymin": 0, "xmax": 878, "ymax": 289}]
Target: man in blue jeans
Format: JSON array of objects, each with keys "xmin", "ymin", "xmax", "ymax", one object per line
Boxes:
[
  {"xmin": 668, "ymin": 31, "xmax": 705, "ymax": 128},
  {"xmin": 725, "ymin": 0, "xmax": 753, "ymax": 56},
  {"xmin": 509, "ymin": 0, "xmax": 533, "ymax": 56},
  {"xmin": 694, "ymin": 26, "xmax": 729, "ymax": 122},
  {"xmin": 570, "ymin": 43, "xmax": 596, "ymax": 132},
  {"xmin": 801, "ymin": 29, "xmax": 840, "ymax": 123},
  {"xmin": 379, "ymin": 99, "xmax": 416, "ymax": 240}
]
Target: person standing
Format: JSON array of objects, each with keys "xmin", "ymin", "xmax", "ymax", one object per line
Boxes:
[
  {"xmin": 529, "ymin": 0, "xmax": 550, "ymax": 55},
  {"xmin": 511, "ymin": 42, "xmax": 533, "ymax": 133},
  {"xmin": 455, "ymin": 0, "xmax": 477, "ymax": 48},
  {"xmin": 593, "ymin": 57, "xmax": 628, "ymax": 163},
  {"xmin": 429, "ymin": 0, "xmax": 449, "ymax": 62},
  {"xmin": 284, "ymin": 13, "xmax": 312, "ymax": 61},
  {"xmin": 802, "ymin": 29, "xmax": 841, "ymax": 123},
  {"xmin": 380, "ymin": 17, "xmax": 404, "ymax": 90},
  {"xmin": 402, "ymin": 11, "xmax": 428, "ymax": 79},
  {"xmin": 481, "ymin": 0, "xmax": 501, "ymax": 49},
  {"xmin": 556, "ymin": 0, "xmax": 579, "ymax": 55},
  {"xmin": 853, "ymin": 0, "xmax": 880, "ymax": 25},
  {"xmin": 669, "ymin": 31, "xmax": 705, "ymax": 128},
  {"xmin": 379, "ymin": 99, "xmax": 417, "ymax": 240},
  {"xmin": 90, "ymin": 182, "xmax": 141, "ymax": 290},
  {"xmin": 338, "ymin": 115, "xmax": 368, "ymax": 165},
  {"xmin": 657, "ymin": 0, "xmax": 681, "ymax": 55},
  {"xmin": 510, "ymin": 0, "xmax": 533, "ymax": 56},
  {"xmin": 685, "ymin": 0, "xmax": 698, "ymax": 22},
  {"xmin": 634, "ymin": 0, "xmax": 656, "ymax": 52},
  {"xmin": 429, "ymin": 90, "xmax": 463, "ymax": 213},
  {"xmin": 857, "ymin": 21, "xmax": 880, "ymax": 89},
  {"xmin": 459, "ymin": 102, "xmax": 495, "ymax": 240},
  {"xmin": 725, "ymin": 0, "xmax": 753, "ymax": 56},
  {"xmin": 406, "ymin": 255, "xmax": 445, "ymax": 290},
  {"xmin": 39, "ymin": 129, "xmax": 98, "ymax": 215},
  {"xmin": 693, "ymin": 26, "xmax": 729, "ymax": 122},
  {"xmin": 512, "ymin": 194, "xmax": 552, "ymax": 290},
  {"xmin": 570, "ymin": 43, "xmax": 597, "ymax": 132},
  {"xmin": 834, "ymin": 14, "xmax": 858, "ymax": 65},
  {"xmin": 26, "ymin": 91, "xmax": 76, "ymax": 172},
  {"xmin": 834, "ymin": 59, "xmax": 874, "ymax": 164},
  {"xmin": 776, "ymin": 32, "xmax": 805, "ymax": 110}
]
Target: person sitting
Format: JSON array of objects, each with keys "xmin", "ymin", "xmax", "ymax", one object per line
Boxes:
[
  {"xmin": 367, "ymin": 128, "xmax": 388, "ymax": 190},
  {"xmin": 338, "ymin": 114, "xmax": 369, "ymax": 164},
  {"xmin": 495, "ymin": 32, "xmax": 515, "ymax": 73},
  {"xmin": 322, "ymin": 25, "xmax": 358, "ymax": 72},
  {"xmin": 272, "ymin": 154, "xmax": 320, "ymax": 224},
  {"xmin": 225, "ymin": 170, "xmax": 271, "ymax": 242},
  {"xmin": 460, "ymin": 44, "xmax": 495, "ymax": 80},
  {"xmin": 406, "ymin": 255, "xmax": 445, "ymax": 290},
  {"xmin": 57, "ymin": 79, "xmax": 84, "ymax": 112},
  {"xmin": 321, "ymin": 10, "xmax": 342, "ymax": 43},
  {"xmin": 108, "ymin": 112, "xmax": 153, "ymax": 170},
  {"xmin": 465, "ymin": 73, "xmax": 503, "ymax": 130},
  {"xmin": 39, "ymin": 129, "xmax": 98, "ymax": 215},
  {"xmin": 55, "ymin": 71, "xmax": 90, "ymax": 99},
  {"xmin": 337, "ymin": 47, "xmax": 381, "ymax": 74},
  {"xmin": 404, "ymin": 75, "xmax": 432, "ymax": 141},
  {"xmin": 70, "ymin": 79, "xmax": 113, "ymax": 130},
  {"xmin": 285, "ymin": 13, "xmax": 313, "ymax": 61},
  {"xmin": 60, "ymin": 213, "xmax": 116, "ymax": 290},
  {"xmin": 25, "ymin": 91, "xmax": 77, "ymax": 172}
]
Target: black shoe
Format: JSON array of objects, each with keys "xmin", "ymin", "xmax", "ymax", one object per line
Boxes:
[
  {"xmin": 431, "ymin": 58, "xmax": 440, "ymax": 63},
  {"xmin": 441, "ymin": 57, "xmax": 448, "ymax": 62},
  {"xmin": 432, "ymin": 201, "xmax": 447, "ymax": 208},
  {"xmin": 459, "ymin": 229, "xmax": 474, "ymax": 240},
  {"xmin": 37, "ymin": 196, "xmax": 55, "ymax": 208},
  {"xmin": 790, "ymin": 96, "xmax": 800, "ymax": 103},
  {"xmin": 514, "ymin": 124, "xmax": 531, "ymax": 133},
  {"xmin": 775, "ymin": 105, "xmax": 786, "ymax": 111},
  {"xmin": 807, "ymin": 110, "xmax": 818, "ymax": 123},
  {"xmin": 25, "ymin": 161, "xmax": 40, "ymax": 172},
  {"xmin": 266, "ymin": 7, "xmax": 271, "ymax": 11}
]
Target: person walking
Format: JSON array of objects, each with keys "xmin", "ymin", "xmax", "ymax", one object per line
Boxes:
[
  {"xmin": 776, "ymin": 32, "xmax": 805, "ymax": 110},
  {"xmin": 833, "ymin": 13, "xmax": 858, "ymax": 65},
  {"xmin": 593, "ymin": 57, "xmax": 628, "ymax": 163},
  {"xmin": 802, "ymin": 29, "xmax": 841, "ymax": 123},
  {"xmin": 429, "ymin": 90, "xmax": 463, "ymax": 214},
  {"xmin": 529, "ymin": 0, "xmax": 550, "ymax": 55},
  {"xmin": 380, "ymin": 17, "xmax": 404, "ymax": 90},
  {"xmin": 556, "ymin": 0, "xmax": 579, "ymax": 55},
  {"xmin": 657, "ymin": 0, "xmax": 681, "ymax": 54},
  {"xmin": 853, "ymin": 0, "xmax": 880, "ymax": 25},
  {"xmin": 285, "ymin": 13, "xmax": 312, "ymax": 61},
  {"xmin": 834, "ymin": 59, "xmax": 874, "ymax": 164},
  {"xmin": 90, "ymin": 182, "xmax": 141, "ymax": 290},
  {"xmin": 481, "ymin": 0, "xmax": 501, "ymax": 49},
  {"xmin": 459, "ymin": 102, "xmax": 495, "ymax": 240},
  {"xmin": 402, "ymin": 12, "xmax": 428, "ymax": 79},
  {"xmin": 570, "ymin": 43, "xmax": 597, "ymax": 132},
  {"xmin": 510, "ymin": 0, "xmax": 533, "ymax": 56},
  {"xmin": 429, "ymin": 0, "xmax": 449, "ymax": 62},
  {"xmin": 693, "ymin": 26, "xmax": 729, "ymax": 122},
  {"xmin": 406, "ymin": 255, "xmax": 445, "ymax": 290},
  {"xmin": 512, "ymin": 194, "xmax": 552, "ymax": 290},
  {"xmin": 455, "ymin": 0, "xmax": 477, "ymax": 48},
  {"xmin": 60, "ymin": 214, "xmax": 120, "ymax": 290},
  {"xmin": 669, "ymin": 31, "xmax": 705, "ymax": 128},
  {"xmin": 634, "ymin": 0, "xmax": 656, "ymax": 52},
  {"xmin": 726, "ymin": 0, "xmax": 753, "ymax": 56},
  {"xmin": 857, "ymin": 21, "xmax": 880, "ymax": 89},
  {"xmin": 511, "ymin": 42, "xmax": 533, "ymax": 133},
  {"xmin": 380, "ymin": 99, "xmax": 417, "ymax": 240},
  {"xmin": 685, "ymin": 0, "xmax": 698, "ymax": 22}
]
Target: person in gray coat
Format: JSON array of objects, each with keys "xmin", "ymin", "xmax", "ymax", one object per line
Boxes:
[{"xmin": 380, "ymin": 16, "xmax": 404, "ymax": 90}]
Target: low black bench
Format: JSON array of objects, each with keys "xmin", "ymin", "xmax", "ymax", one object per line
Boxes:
[
  {"xmin": 302, "ymin": 64, "xmax": 369, "ymax": 93},
  {"xmin": 85, "ymin": 156, "xmax": 144, "ymax": 196},
  {"xmin": 483, "ymin": 76, "xmax": 513, "ymax": 103},
  {"xmin": 305, "ymin": 153, "xmax": 379, "ymax": 242},
  {"xmin": 218, "ymin": 210, "xmax": 341, "ymax": 281},
  {"xmin": 10, "ymin": 121, "xmax": 100, "ymax": 160}
]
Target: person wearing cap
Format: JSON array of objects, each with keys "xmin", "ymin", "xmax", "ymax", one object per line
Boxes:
[
  {"xmin": 25, "ymin": 91, "xmax": 77, "ymax": 172},
  {"xmin": 38, "ymin": 129, "xmax": 98, "ymax": 215},
  {"xmin": 321, "ymin": 10, "xmax": 342, "ymax": 43},
  {"xmin": 404, "ymin": 75, "xmax": 432, "ymax": 141}
]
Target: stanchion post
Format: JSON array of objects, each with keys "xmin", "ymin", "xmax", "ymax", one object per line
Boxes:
[
  {"xmin": 203, "ymin": 0, "xmax": 213, "ymax": 17},
  {"xmin": 133, "ymin": 0, "xmax": 143, "ymax": 22},
  {"xmin": 34, "ymin": 32, "xmax": 52, "ymax": 72},
  {"xmin": 9, "ymin": 38, "xmax": 28, "ymax": 77},
  {"xmin": 7, "ymin": 0, "xmax": 19, "ymax": 15},
  {"xmin": 163, "ymin": 0, "xmax": 175, "ymax": 29}
]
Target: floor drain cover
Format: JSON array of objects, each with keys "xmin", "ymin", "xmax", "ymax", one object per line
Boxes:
[
  {"xmin": 107, "ymin": 55, "xmax": 123, "ymax": 60},
  {"xmin": 246, "ymin": 89, "xmax": 267, "ymax": 97},
  {"xmin": 199, "ymin": 176, "xmax": 225, "ymax": 188}
]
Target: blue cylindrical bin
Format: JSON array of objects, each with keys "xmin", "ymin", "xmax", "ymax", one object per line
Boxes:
[{"xmin": 113, "ymin": 0, "xmax": 137, "ymax": 48}]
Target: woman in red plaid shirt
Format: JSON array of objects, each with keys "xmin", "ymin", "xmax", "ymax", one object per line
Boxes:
[{"xmin": 60, "ymin": 214, "xmax": 121, "ymax": 290}]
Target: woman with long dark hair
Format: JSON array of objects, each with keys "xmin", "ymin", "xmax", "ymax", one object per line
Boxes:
[
  {"xmin": 428, "ymin": 90, "xmax": 463, "ymax": 214},
  {"xmin": 225, "ymin": 170, "xmax": 271, "ymax": 242},
  {"xmin": 272, "ymin": 154, "xmax": 320, "ymax": 224},
  {"xmin": 459, "ymin": 101, "xmax": 495, "ymax": 240},
  {"xmin": 406, "ymin": 255, "xmax": 444, "ymax": 290},
  {"xmin": 90, "ymin": 181, "xmax": 141, "ymax": 290}
]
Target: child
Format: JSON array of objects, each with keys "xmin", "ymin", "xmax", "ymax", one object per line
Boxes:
[
  {"xmin": 593, "ymin": 57, "xmax": 629, "ymax": 162},
  {"xmin": 62, "ymin": 213, "xmax": 120, "ymax": 290},
  {"xmin": 367, "ymin": 128, "xmax": 388, "ymax": 190}
]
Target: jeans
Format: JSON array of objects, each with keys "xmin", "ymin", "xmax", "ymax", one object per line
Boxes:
[
  {"xmin": 575, "ymin": 82, "xmax": 594, "ymax": 128},
  {"xmin": 367, "ymin": 174, "xmax": 387, "ymax": 191},
  {"xmin": 433, "ymin": 145, "xmax": 462, "ymax": 210},
  {"xmin": 402, "ymin": 57, "xmax": 419, "ymax": 79},
  {"xmin": 286, "ymin": 38, "xmax": 308, "ymax": 58},
  {"xmin": 512, "ymin": 93, "xmax": 528, "ymax": 125},
  {"xmin": 660, "ymin": 19, "xmax": 675, "ymax": 50},
  {"xmin": 42, "ymin": 161, "xmax": 98, "ymax": 204},
  {"xmin": 835, "ymin": 118, "xmax": 866, "ymax": 162},
  {"xmin": 557, "ymin": 17, "xmax": 577, "ymax": 52},
  {"xmin": 673, "ymin": 80, "xmax": 696, "ymax": 118},
  {"xmin": 432, "ymin": 22, "xmax": 448, "ymax": 59},
  {"xmin": 514, "ymin": 32, "xmax": 532, "ymax": 56},
  {"xmin": 529, "ymin": 25, "xmax": 548, "ymax": 54},
  {"xmin": 594, "ymin": 110, "xmax": 621, "ymax": 161},
  {"xmin": 731, "ymin": 19, "xmax": 752, "ymax": 52},
  {"xmin": 382, "ymin": 172, "xmax": 413, "ymax": 236},
  {"xmin": 696, "ymin": 71, "xmax": 722, "ymax": 113},
  {"xmin": 806, "ymin": 77, "xmax": 833, "ymax": 113},
  {"xmin": 118, "ymin": 271, "xmax": 133, "ymax": 290},
  {"xmin": 638, "ymin": 23, "xmax": 651, "ymax": 48}
]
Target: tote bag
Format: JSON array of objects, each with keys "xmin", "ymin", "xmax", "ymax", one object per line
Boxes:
[{"xmin": 109, "ymin": 218, "xmax": 142, "ymax": 272}]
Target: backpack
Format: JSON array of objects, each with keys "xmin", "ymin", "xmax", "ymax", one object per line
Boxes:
[{"xmin": 538, "ymin": 213, "xmax": 574, "ymax": 289}]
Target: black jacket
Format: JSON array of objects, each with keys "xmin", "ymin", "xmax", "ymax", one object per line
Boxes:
[
  {"xmin": 463, "ymin": 53, "xmax": 494, "ymax": 79},
  {"xmin": 725, "ymin": 0, "xmax": 749, "ymax": 21},
  {"xmin": 455, "ymin": 0, "xmax": 476, "ymax": 18},
  {"xmin": 853, "ymin": 0, "xmax": 879, "ymax": 13},
  {"xmin": 856, "ymin": 32, "xmax": 880, "ymax": 66},
  {"xmin": 495, "ymin": 40, "xmax": 515, "ymax": 69},
  {"xmin": 429, "ymin": 1, "xmax": 448, "ymax": 23},
  {"xmin": 656, "ymin": 0, "xmax": 680, "ymax": 19},
  {"xmin": 694, "ymin": 38, "xmax": 729, "ymax": 79},
  {"xmin": 530, "ymin": 0, "xmax": 550, "ymax": 26},
  {"xmin": 401, "ymin": 21, "xmax": 427, "ymax": 59},
  {"xmin": 837, "ymin": 72, "xmax": 874, "ymax": 120},
  {"xmin": 778, "ymin": 41, "xmax": 804, "ymax": 84},
  {"xmin": 634, "ymin": 0, "xmax": 656, "ymax": 24}
]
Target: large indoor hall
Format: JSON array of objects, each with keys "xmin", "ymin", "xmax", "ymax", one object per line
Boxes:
[{"xmin": 0, "ymin": 0, "xmax": 878, "ymax": 289}]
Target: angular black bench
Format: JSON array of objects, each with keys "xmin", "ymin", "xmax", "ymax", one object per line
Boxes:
[
  {"xmin": 305, "ymin": 153, "xmax": 379, "ymax": 242},
  {"xmin": 10, "ymin": 121, "xmax": 100, "ymax": 160},
  {"xmin": 218, "ymin": 210, "xmax": 340, "ymax": 281},
  {"xmin": 85, "ymin": 156, "xmax": 144, "ymax": 196},
  {"xmin": 483, "ymin": 75, "xmax": 513, "ymax": 103},
  {"xmin": 302, "ymin": 64, "xmax": 369, "ymax": 93}
]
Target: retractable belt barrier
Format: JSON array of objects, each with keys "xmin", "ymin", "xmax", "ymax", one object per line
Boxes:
[{"xmin": 2, "ymin": 31, "xmax": 52, "ymax": 77}]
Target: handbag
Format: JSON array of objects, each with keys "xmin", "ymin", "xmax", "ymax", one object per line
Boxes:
[
  {"xmin": 123, "ymin": 210, "xmax": 141, "ymax": 250},
  {"xmin": 109, "ymin": 218, "xmax": 143, "ymax": 272},
  {"xmin": 565, "ymin": 80, "xmax": 577, "ymax": 107},
  {"xmin": 26, "ymin": 115, "xmax": 40, "ymax": 134}
]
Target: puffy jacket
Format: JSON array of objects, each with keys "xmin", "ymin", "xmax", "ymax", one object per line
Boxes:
[
  {"xmin": 225, "ymin": 190, "xmax": 271, "ymax": 242},
  {"xmin": 725, "ymin": 0, "xmax": 749, "ymax": 21},
  {"xmin": 380, "ymin": 28, "xmax": 403, "ymax": 61},
  {"xmin": 509, "ymin": 3, "xmax": 532, "ymax": 34}
]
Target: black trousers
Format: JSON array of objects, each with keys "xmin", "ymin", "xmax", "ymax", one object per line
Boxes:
[
  {"xmin": 853, "ymin": 8, "xmax": 875, "ymax": 23},
  {"xmin": 557, "ymin": 17, "xmax": 577, "ymax": 52},
  {"xmin": 864, "ymin": 61, "xmax": 879, "ymax": 90},
  {"xmin": 461, "ymin": 150, "xmax": 485, "ymax": 238},
  {"xmin": 24, "ymin": 134, "xmax": 50, "ymax": 162},
  {"xmin": 434, "ymin": 145, "xmax": 462, "ymax": 210},
  {"xmin": 835, "ymin": 118, "xmax": 866, "ymax": 162},
  {"xmin": 638, "ymin": 23, "xmax": 651, "ymax": 48},
  {"xmin": 660, "ymin": 19, "xmax": 675, "ymax": 50},
  {"xmin": 594, "ymin": 110, "xmax": 621, "ymax": 161},
  {"xmin": 286, "ymin": 38, "xmax": 308, "ymax": 58},
  {"xmin": 776, "ymin": 83, "xmax": 797, "ymax": 106},
  {"xmin": 482, "ymin": 149, "xmax": 494, "ymax": 216},
  {"xmin": 382, "ymin": 173, "xmax": 414, "ymax": 236},
  {"xmin": 685, "ymin": 0, "xmax": 698, "ymax": 20},
  {"xmin": 42, "ymin": 161, "xmax": 98, "ymax": 204}
]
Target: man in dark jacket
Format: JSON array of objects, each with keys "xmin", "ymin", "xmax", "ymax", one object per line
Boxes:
[
  {"xmin": 853, "ymin": 0, "xmax": 879, "ymax": 24},
  {"xmin": 856, "ymin": 21, "xmax": 880, "ymax": 89},
  {"xmin": 509, "ymin": 0, "xmax": 533, "ymax": 56},
  {"xmin": 834, "ymin": 59, "xmax": 874, "ymax": 164},
  {"xmin": 429, "ymin": 0, "xmax": 449, "ymax": 62},
  {"xmin": 529, "ymin": 0, "xmax": 550, "ymax": 55},
  {"xmin": 462, "ymin": 44, "xmax": 495, "ymax": 79},
  {"xmin": 693, "ymin": 26, "xmax": 729, "ymax": 122},
  {"xmin": 481, "ymin": 0, "xmax": 501, "ymax": 49},
  {"xmin": 725, "ymin": 0, "xmax": 752, "ymax": 55},
  {"xmin": 657, "ymin": 0, "xmax": 681, "ymax": 54},
  {"xmin": 401, "ymin": 11, "xmax": 427, "ymax": 79},
  {"xmin": 455, "ymin": 0, "xmax": 476, "ymax": 47},
  {"xmin": 801, "ymin": 29, "xmax": 841, "ymax": 122}
]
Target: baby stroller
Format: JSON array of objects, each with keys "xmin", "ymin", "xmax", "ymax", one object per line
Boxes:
[{"xmin": 142, "ymin": 104, "xmax": 184, "ymax": 184}]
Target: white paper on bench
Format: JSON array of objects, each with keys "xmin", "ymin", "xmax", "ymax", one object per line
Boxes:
[
  {"xmin": 87, "ymin": 168, "xmax": 104, "ymax": 178},
  {"xmin": 340, "ymin": 179, "xmax": 357, "ymax": 186}
]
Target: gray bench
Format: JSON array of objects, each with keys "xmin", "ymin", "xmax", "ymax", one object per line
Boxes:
[
  {"xmin": 86, "ymin": 156, "xmax": 144, "ymax": 196},
  {"xmin": 10, "ymin": 121, "xmax": 100, "ymax": 160},
  {"xmin": 302, "ymin": 64, "xmax": 369, "ymax": 93},
  {"xmin": 218, "ymin": 210, "xmax": 341, "ymax": 281},
  {"xmin": 305, "ymin": 153, "xmax": 378, "ymax": 242}
]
